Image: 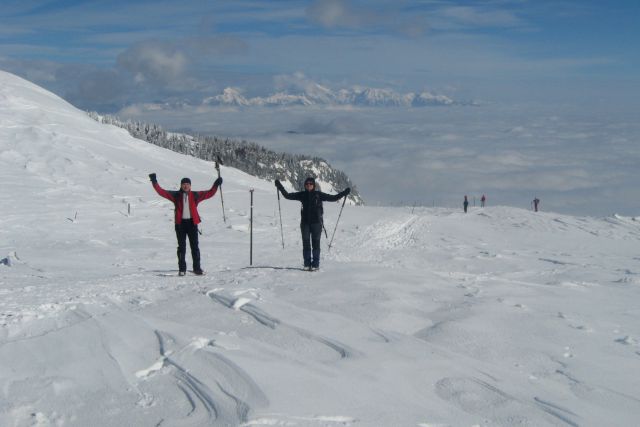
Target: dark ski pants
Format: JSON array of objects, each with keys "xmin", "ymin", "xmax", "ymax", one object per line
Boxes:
[
  {"xmin": 175, "ymin": 219, "xmax": 200, "ymax": 272},
  {"xmin": 301, "ymin": 222, "xmax": 322, "ymax": 268}
]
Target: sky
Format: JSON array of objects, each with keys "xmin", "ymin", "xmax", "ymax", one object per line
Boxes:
[
  {"xmin": 2, "ymin": 0, "xmax": 639, "ymax": 109},
  {"xmin": 1, "ymin": 0, "xmax": 639, "ymax": 213}
]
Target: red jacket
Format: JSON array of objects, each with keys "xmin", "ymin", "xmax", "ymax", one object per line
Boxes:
[{"xmin": 152, "ymin": 181, "xmax": 219, "ymax": 225}]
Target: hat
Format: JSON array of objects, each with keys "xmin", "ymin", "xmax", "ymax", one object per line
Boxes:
[
  {"xmin": 180, "ymin": 177, "xmax": 191, "ymax": 185},
  {"xmin": 304, "ymin": 177, "xmax": 315, "ymax": 185}
]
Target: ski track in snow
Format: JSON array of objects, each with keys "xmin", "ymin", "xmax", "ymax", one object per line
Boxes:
[{"xmin": 2, "ymin": 70, "xmax": 640, "ymax": 426}]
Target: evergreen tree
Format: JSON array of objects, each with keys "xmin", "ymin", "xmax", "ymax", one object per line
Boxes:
[{"xmin": 87, "ymin": 112, "xmax": 363, "ymax": 204}]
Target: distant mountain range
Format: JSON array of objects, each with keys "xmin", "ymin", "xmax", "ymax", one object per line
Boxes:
[{"xmin": 202, "ymin": 84, "xmax": 459, "ymax": 108}]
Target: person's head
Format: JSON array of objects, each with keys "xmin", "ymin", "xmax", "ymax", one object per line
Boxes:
[
  {"xmin": 304, "ymin": 177, "xmax": 315, "ymax": 191},
  {"xmin": 180, "ymin": 177, "xmax": 191, "ymax": 191}
]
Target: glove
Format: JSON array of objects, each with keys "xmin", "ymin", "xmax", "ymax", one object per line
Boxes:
[
  {"xmin": 275, "ymin": 180, "xmax": 284, "ymax": 191},
  {"xmin": 214, "ymin": 177, "xmax": 223, "ymax": 187},
  {"xmin": 149, "ymin": 173, "xmax": 157, "ymax": 183},
  {"xmin": 341, "ymin": 187, "xmax": 350, "ymax": 197}
]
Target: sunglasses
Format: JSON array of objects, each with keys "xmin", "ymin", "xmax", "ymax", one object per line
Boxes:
[{"xmin": 305, "ymin": 182, "xmax": 314, "ymax": 186}]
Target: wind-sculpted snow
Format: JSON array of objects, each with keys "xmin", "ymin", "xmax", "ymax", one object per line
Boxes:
[
  {"xmin": 1, "ymin": 70, "xmax": 640, "ymax": 425},
  {"xmin": 207, "ymin": 290, "xmax": 355, "ymax": 360}
]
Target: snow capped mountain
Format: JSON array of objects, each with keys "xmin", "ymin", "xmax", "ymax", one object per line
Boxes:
[
  {"xmin": 347, "ymin": 87, "xmax": 406, "ymax": 107},
  {"xmin": 202, "ymin": 83, "xmax": 455, "ymax": 108},
  {"xmin": 202, "ymin": 88, "xmax": 316, "ymax": 107},
  {"xmin": 295, "ymin": 80, "xmax": 335, "ymax": 104},
  {"xmin": 2, "ymin": 69, "xmax": 639, "ymax": 426},
  {"xmin": 203, "ymin": 87, "xmax": 251, "ymax": 106},
  {"xmin": 411, "ymin": 91, "xmax": 455, "ymax": 106},
  {"xmin": 258, "ymin": 92, "xmax": 315, "ymax": 106}
]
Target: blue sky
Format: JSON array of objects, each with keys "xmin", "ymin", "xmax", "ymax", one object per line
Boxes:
[
  {"xmin": 1, "ymin": 1, "xmax": 639, "ymax": 213},
  {"xmin": 1, "ymin": 0, "xmax": 638, "ymax": 111}
]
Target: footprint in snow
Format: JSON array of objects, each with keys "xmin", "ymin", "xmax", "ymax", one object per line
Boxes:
[
  {"xmin": 615, "ymin": 335, "xmax": 637, "ymax": 346},
  {"xmin": 557, "ymin": 312, "xmax": 593, "ymax": 332},
  {"xmin": 435, "ymin": 376, "xmax": 578, "ymax": 426},
  {"xmin": 562, "ymin": 346, "xmax": 575, "ymax": 358},
  {"xmin": 434, "ymin": 376, "xmax": 537, "ymax": 425},
  {"xmin": 496, "ymin": 298, "xmax": 526, "ymax": 309}
]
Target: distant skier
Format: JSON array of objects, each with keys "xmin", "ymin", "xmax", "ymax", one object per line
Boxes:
[
  {"xmin": 532, "ymin": 197, "xmax": 540, "ymax": 212},
  {"xmin": 149, "ymin": 173, "xmax": 222, "ymax": 276},
  {"xmin": 275, "ymin": 177, "xmax": 350, "ymax": 271},
  {"xmin": 481, "ymin": 194, "xmax": 486, "ymax": 208},
  {"xmin": 463, "ymin": 195, "xmax": 469, "ymax": 213}
]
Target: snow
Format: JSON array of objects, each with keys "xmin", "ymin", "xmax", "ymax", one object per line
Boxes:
[
  {"xmin": 1, "ymin": 69, "xmax": 640, "ymax": 426},
  {"xmin": 199, "ymin": 81, "xmax": 454, "ymax": 108}
]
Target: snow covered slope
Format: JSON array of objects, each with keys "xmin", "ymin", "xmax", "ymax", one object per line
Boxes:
[{"xmin": 1, "ymin": 70, "xmax": 639, "ymax": 426}]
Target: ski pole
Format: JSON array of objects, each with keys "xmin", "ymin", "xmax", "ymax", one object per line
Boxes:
[
  {"xmin": 277, "ymin": 189, "xmax": 285, "ymax": 249},
  {"xmin": 215, "ymin": 156, "xmax": 226, "ymax": 222},
  {"xmin": 250, "ymin": 189, "xmax": 254, "ymax": 265},
  {"xmin": 328, "ymin": 196, "xmax": 347, "ymax": 252}
]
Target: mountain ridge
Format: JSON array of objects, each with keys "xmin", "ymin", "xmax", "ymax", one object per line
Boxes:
[
  {"xmin": 202, "ymin": 84, "xmax": 458, "ymax": 108},
  {"xmin": 88, "ymin": 112, "xmax": 364, "ymax": 205}
]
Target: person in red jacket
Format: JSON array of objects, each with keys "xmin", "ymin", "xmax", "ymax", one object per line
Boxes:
[{"xmin": 149, "ymin": 173, "xmax": 222, "ymax": 275}]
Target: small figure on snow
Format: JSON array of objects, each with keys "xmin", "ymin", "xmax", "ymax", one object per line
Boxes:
[
  {"xmin": 149, "ymin": 173, "xmax": 222, "ymax": 276},
  {"xmin": 481, "ymin": 194, "xmax": 486, "ymax": 208},
  {"xmin": 532, "ymin": 197, "xmax": 540, "ymax": 212},
  {"xmin": 463, "ymin": 195, "xmax": 469, "ymax": 213},
  {"xmin": 275, "ymin": 177, "xmax": 350, "ymax": 271}
]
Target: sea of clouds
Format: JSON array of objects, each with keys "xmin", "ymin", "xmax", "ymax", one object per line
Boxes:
[{"xmin": 119, "ymin": 102, "xmax": 639, "ymax": 217}]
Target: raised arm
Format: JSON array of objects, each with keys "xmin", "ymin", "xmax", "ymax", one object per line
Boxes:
[
  {"xmin": 149, "ymin": 173, "xmax": 176, "ymax": 202},
  {"xmin": 319, "ymin": 187, "xmax": 351, "ymax": 202},
  {"xmin": 196, "ymin": 177, "xmax": 222, "ymax": 202},
  {"xmin": 275, "ymin": 180, "xmax": 303, "ymax": 201}
]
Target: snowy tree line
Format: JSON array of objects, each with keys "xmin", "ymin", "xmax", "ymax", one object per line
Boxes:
[{"xmin": 88, "ymin": 112, "xmax": 363, "ymax": 205}]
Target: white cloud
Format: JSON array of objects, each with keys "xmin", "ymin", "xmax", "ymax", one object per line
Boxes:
[
  {"xmin": 305, "ymin": 0, "xmax": 428, "ymax": 36},
  {"xmin": 117, "ymin": 41, "xmax": 188, "ymax": 85},
  {"xmin": 306, "ymin": 0, "xmax": 375, "ymax": 29},
  {"xmin": 436, "ymin": 6, "xmax": 524, "ymax": 29}
]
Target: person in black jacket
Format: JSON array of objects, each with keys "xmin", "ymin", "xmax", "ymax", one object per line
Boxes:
[{"xmin": 275, "ymin": 177, "xmax": 350, "ymax": 270}]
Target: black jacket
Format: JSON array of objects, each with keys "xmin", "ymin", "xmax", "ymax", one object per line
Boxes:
[{"xmin": 280, "ymin": 188, "xmax": 346, "ymax": 224}]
